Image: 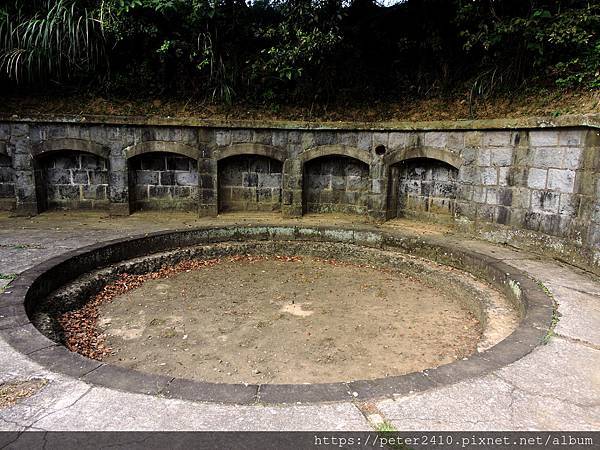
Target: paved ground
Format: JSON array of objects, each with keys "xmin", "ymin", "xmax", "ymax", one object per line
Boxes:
[{"xmin": 0, "ymin": 211, "xmax": 598, "ymax": 431}]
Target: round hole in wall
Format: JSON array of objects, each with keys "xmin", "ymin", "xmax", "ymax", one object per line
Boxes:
[{"xmin": 375, "ymin": 145, "xmax": 387, "ymax": 155}]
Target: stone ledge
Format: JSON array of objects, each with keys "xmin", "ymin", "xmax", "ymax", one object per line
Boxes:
[{"xmin": 1, "ymin": 113, "xmax": 599, "ymax": 131}]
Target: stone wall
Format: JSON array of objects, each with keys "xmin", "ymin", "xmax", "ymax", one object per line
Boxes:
[
  {"xmin": 0, "ymin": 152, "xmax": 14, "ymax": 210},
  {"xmin": 36, "ymin": 151, "xmax": 109, "ymax": 210},
  {"xmin": 0, "ymin": 115, "xmax": 598, "ymax": 271},
  {"xmin": 303, "ymin": 156, "xmax": 369, "ymax": 214},
  {"xmin": 218, "ymin": 155, "xmax": 282, "ymax": 212},
  {"xmin": 129, "ymin": 152, "xmax": 198, "ymax": 211}
]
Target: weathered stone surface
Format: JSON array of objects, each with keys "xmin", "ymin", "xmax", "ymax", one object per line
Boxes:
[
  {"xmin": 547, "ymin": 169, "xmax": 575, "ymax": 193},
  {"xmin": 0, "ymin": 119, "xmax": 598, "ymax": 270}
]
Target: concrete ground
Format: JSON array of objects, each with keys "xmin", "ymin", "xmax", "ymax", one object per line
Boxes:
[{"xmin": 0, "ymin": 211, "xmax": 598, "ymax": 431}]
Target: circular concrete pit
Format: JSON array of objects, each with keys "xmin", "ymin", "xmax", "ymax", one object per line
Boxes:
[{"xmin": 0, "ymin": 226, "xmax": 554, "ymax": 404}]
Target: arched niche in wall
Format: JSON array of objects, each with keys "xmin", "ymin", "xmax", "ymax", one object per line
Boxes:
[
  {"xmin": 301, "ymin": 145, "xmax": 372, "ymax": 216},
  {"xmin": 216, "ymin": 144, "xmax": 285, "ymax": 213},
  {"xmin": 32, "ymin": 138, "xmax": 110, "ymax": 212},
  {"xmin": 124, "ymin": 141, "xmax": 199, "ymax": 212},
  {"xmin": 384, "ymin": 147, "xmax": 462, "ymax": 221}
]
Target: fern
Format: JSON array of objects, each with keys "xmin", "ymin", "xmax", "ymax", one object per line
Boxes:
[{"xmin": 0, "ymin": 0, "xmax": 104, "ymax": 84}]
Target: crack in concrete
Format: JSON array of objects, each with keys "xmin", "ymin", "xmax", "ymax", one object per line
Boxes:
[
  {"xmin": 24, "ymin": 385, "xmax": 94, "ymax": 432},
  {"xmin": 553, "ymin": 284, "xmax": 600, "ymax": 298},
  {"xmin": 494, "ymin": 373, "xmax": 600, "ymax": 409},
  {"xmin": 554, "ymin": 333, "xmax": 600, "ymax": 351}
]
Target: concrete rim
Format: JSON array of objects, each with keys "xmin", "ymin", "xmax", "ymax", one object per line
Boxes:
[{"xmin": 0, "ymin": 225, "xmax": 554, "ymax": 405}]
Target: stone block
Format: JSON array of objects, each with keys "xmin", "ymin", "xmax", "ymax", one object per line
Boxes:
[
  {"xmin": 83, "ymin": 185, "xmax": 107, "ymax": 200},
  {"xmin": 558, "ymin": 130, "xmax": 583, "ymax": 146},
  {"xmin": 496, "ymin": 188, "xmax": 513, "ymax": 207},
  {"xmin": 198, "ymin": 158, "xmax": 216, "ymax": 174},
  {"xmin": 464, "ymin": 131, "xmax": 483, "ymax": 148},
  {"xmin": 160, "ymin": 171, "xmax": 176, "ymax": 186},
  {"xmin": 562, "ymin": 148, "xmax": 582, "ymax": 170},
  {"xmin": 476, "ymin": 204, "xmax": 495, "ymax": 222},
  {"xmin": 231, "ymin": 129, "xmax": 253, "ymax": 144},
  {"xmin": 0, "ymin": 183, "xmax": 15, "ymax": 197},
  {"xmin": 215, "ymin": 130, "xmax": 232, "ymax": 146},
  {"xmin": 432, "ymin": 181, "xmax": 456, "ymax": 198},
  {"xmin": 531, "ymin": 147, "xmax": 563, "ymax": 168},
  {"xmin": 483, "ymin": 131, "xmax": 512, "ymax": 147},
  {"xmin": 401, "ymin": 179, "xmax": 420, "ymax": 195},
  {"xmin": 242, "ymin": 172, "xmax": 259, "ymax": 187},
  {"xmin": 538, "ymin": 213, "xmax": 562, "ymax": 235},
  {"xmin": 498, "ymin": 167, "xmax": 510, "ymax": 186},
  {"xmin": 0, "ymin": 167, "xmax": 14, "ymax": 183},
  {"xmin": 490, "ymin": 147, "xmax": 513, "ymax": 166},
  {"xmin": 356, "ymin": 133, "xmax": 372, "ymax": 151},
  {"xmin": 477, "ymin": 149, "xmax": 491, "ymax": 167},
  {"xmin": 337, "ymin": 132, "xmax": 358, "ymax": 147},
  {"xmin": 173, "ymin": 186, "xmax": 193, "ymax": 199},
  {"xmin": 547, "ymin": 169, "xmax": 575, "ymax": 193},
  {"xmin": 72, "ymin": 170, "xmax": 89, "ymax": 185},
  {"xmin": 486, "ymin": 187, "xmax": 499, "ymax": 205},
  {"xmin": 529, "ymin": 130, "xmax": 559, "ymax": 147},
  {"xmin": 495, "ymin": 206, "xmax": 511, "ymax": 224},
  {"xmin": 531, "ymin": 190, "xmax": 560, "ymax": 213},
  {"xmin": 481, "ymin": 167, "xmax": 498, "ymax": 185},
  {"xmin": 253, "ymin": 130, "xmax": 273, "ymax": 145},
  {"xmin": 423, "ymin": 132, "xmax": 447, "ymax": 148},
  {"xmin": 135, "ymin": 170, "xmax": 159, "ymax": 185},
  {"xmin": 447, "ymin": 132, "xmax": 465, "ymax": 150},
  {"xmin": 388, "ymin": 133, "xmax": 407, "ymax": 150},
  {"xmin": 527, "ymin": 168, "xmax": 547, "ymax": 189},
  {"xmin": 256, "ymin": 188, "xmax": 274, "ymax": 202},
  {"xmin": 455, "ymin": 200, "xmax": 476, "ymax": 218},
  {"xmin": 558, "ymin": 193, "xmax": 580, "ymax": 216},
  {"xmin": 258, "ymin": 173, "xmax": 281, "ymax": 189},
  {"xmin": 178, "ymin": 172, "xmax": 199, "ymax": 186},
  {"xmin": 472, "ymin": 186, "xmax": 486, "ymax": 203},
  {"xmin": 108, "ymin": 172, "xmax": 129, "ymax": 203},
  {"xmin": 46, "ymin": 168, "xmax": 71, "ymax": 185},
  {"xmin": 456, "ymin": 184, "xmax": 473, "ymax": 201},
  {"xmin": 313, "ymin": 131, "xmax": 336, "ymax": 146},
  {"xmin": 58, "ymin": 184, "xmax": 80, "ymax": 200},
  {"xmin": 511, "ymin": 188, "xmax": 531, "ymax": 209},
  {"xmin": 371, "ymin": 179, "xmax": 382, "ymax": 194},
  {"xmin": 347, "ymin": 175, "xmax": 368, "ymax": 191},
  {"xmin": 149, "ymin": 186, "xmax": 171, "ymax": 199},
  {"xmin": 308, "ymin": 174, "xmax": 330, "ymax": 190},
  {"xmin": 272, "ymin": 130, "xmax": 288, "ymax": 147},
  {"xmin": 12, "ymin": 153, "xmax": 32, "ymax": 171},
  {"xmin": 89, "ymin": 171, "xmax": 108, "ymax": 185},
  {"xmin": 458, "ymin": 166, "xmax": 479, "ymax": 184}
]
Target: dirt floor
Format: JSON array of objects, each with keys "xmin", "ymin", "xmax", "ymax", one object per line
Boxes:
[{"xmin": 97, "ymin": 255, "xmax": 482, "ymax": 384}]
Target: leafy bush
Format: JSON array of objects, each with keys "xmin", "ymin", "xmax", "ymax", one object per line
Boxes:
[{"xmin": 1, "ymin": 0, "xmax": 598, "ymax": 102}]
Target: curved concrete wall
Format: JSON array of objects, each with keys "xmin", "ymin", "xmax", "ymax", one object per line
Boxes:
[{"xmin": 0, "ymin": 115, "xmax": 598, "ymax": 272}]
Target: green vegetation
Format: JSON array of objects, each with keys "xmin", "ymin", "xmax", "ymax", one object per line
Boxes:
[{"xmin": 1, "ymin": 0, "xmax": 598, "ymax": 108}]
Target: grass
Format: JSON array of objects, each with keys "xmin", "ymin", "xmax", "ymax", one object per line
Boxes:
[
  {"xmin": 374, "ymin": 421, "xmax": 411, "ymax": 450},
  {"xmin": 0, "ymin": 273, "xmax": 17, "ymax": 294}
]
